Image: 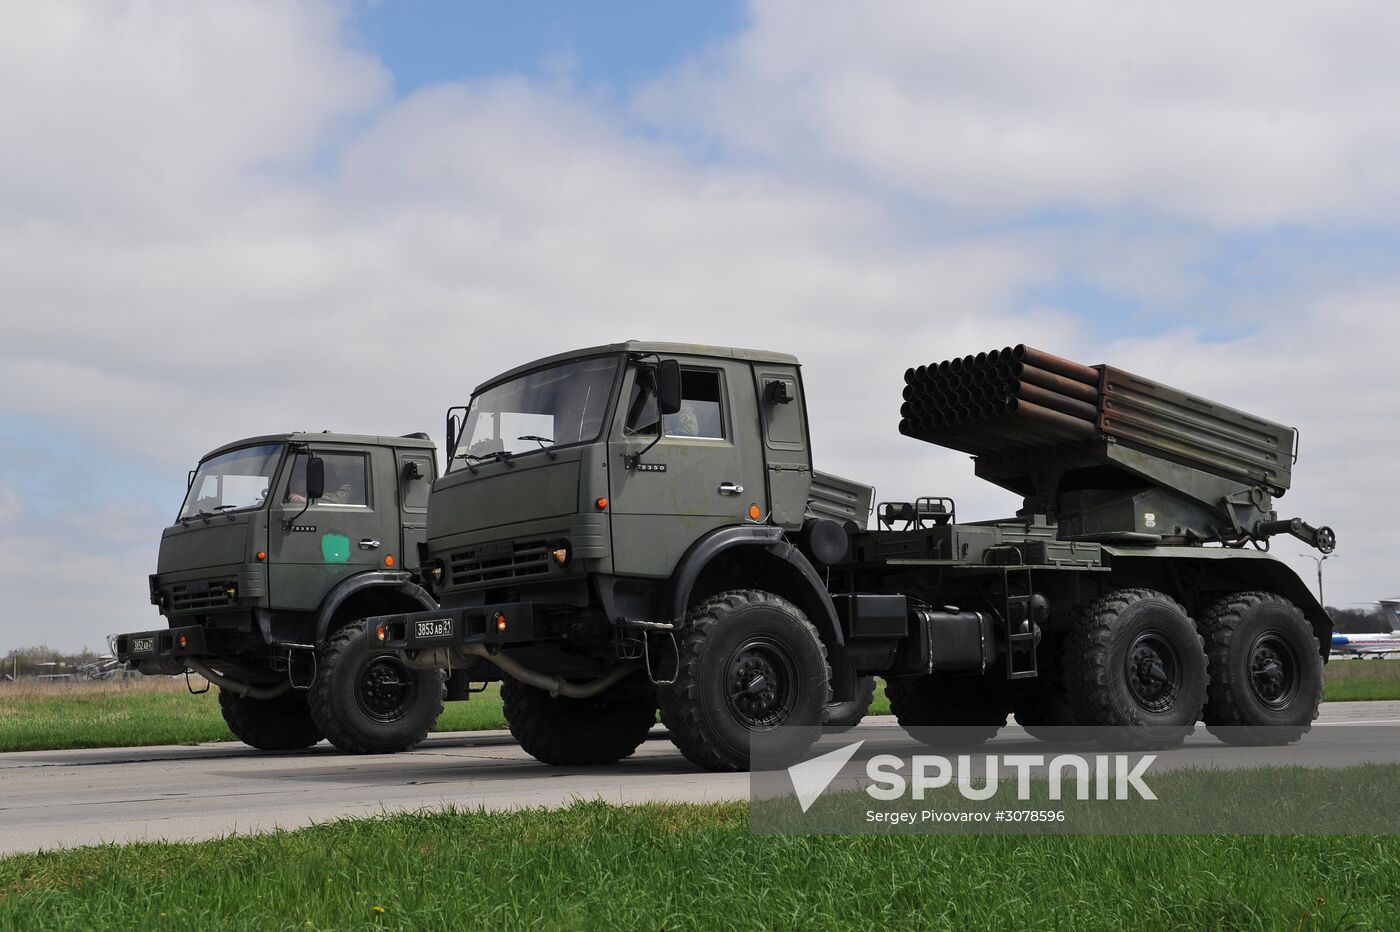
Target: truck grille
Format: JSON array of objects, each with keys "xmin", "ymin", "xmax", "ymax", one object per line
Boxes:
[
  {"xmin": 170, "ymin": 579, "xmax": 235, "ymax": 612},
  {"xmin": 448, "ymin": 539, "xmax": 550, "ymax": 586}
]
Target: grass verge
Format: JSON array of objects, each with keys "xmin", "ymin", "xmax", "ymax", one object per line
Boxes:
[
  {"xmin": 0, "ymin": 680, "xmax": 507, "ymax": 753},
  {"xmin": 1321, "ymin": 657, "xmax": 1400, "ymax": 701},
  {"xmin": 2, "ymin": 768, "xmax": 1399, "ymax": 930}
]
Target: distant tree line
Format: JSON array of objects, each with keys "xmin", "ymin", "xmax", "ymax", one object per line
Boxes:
[
  {"xmin": 1327, "ymin": 605, "xmax": 1397, "ymax": 634},
  {"xmin": 2, "ymin": 645, "xmax": 104, "ymax": 680}
]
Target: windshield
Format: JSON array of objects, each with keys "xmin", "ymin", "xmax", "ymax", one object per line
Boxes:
[
  {"xmin": 178, "ymin": 444, "xmax": 283, "ymax": 519},
  {"xmin": 455, "ymin": 356, "xmax": 619, "ymax": 467}
]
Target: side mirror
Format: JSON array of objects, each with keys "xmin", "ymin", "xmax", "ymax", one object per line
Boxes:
[
  {"xmin": 305, "ymin": 456, "xmax": 325, "ymax": 501},
  {"xmin": 656, "ymin": 359, "xmax": 682, "ymax": 416}
]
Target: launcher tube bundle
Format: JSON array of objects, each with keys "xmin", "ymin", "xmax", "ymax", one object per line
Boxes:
[{"xmin": 898, "ymin": 344, "xmax": 1331, "ymax": 552}]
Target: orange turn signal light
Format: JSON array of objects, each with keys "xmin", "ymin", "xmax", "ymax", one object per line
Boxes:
[
  {"xmin": 495, "ymin": 612, "xmax": 507, "ymax": 632},
  {"xmin": 255, "ymin": 551, "xmax": 266, "ymax": 561},
  {"xmin": 178, "ymin": 634, "xmax": 188, "ymax": 648},
  {"xmin": 748, "ymin": 504, "xmax": 762, "ymax": 521},
  {"xmin": 595, "ymin": 497, "xmax": 608, "ymax": 510},
  {"xmin": 376, "ymin": 625, "xmax": 387, "ymax": 642},
  {"xmin": 384, "ymin": 554, "xmax": 395, "ymax": 568}
]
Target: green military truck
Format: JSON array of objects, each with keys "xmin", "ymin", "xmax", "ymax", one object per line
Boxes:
[
  {"xmin": 112, "ymin": 432, "xmax": 452, "ymax": 753},
  {"xmin": 372, "ymin": 341, "xmax": 1336, "ymax": 771}
]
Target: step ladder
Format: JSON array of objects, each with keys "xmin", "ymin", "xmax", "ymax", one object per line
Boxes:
[{"xmin": 1003, "ymin": 567, "xmax": 1040, "ymax": 680}]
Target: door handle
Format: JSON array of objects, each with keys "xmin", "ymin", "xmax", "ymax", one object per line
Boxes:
[
  {"xmin": 358, "ymin": 539, "xmax": 381, "ymax": 550},
  {"xmin": 718, "ymin": 482, "xmax": 744, "ymax": 495}
]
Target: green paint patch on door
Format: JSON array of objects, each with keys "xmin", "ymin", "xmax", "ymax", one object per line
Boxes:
[{"xmin": 321, "ymin": 533, "xmax": 351, "ymax": 564}]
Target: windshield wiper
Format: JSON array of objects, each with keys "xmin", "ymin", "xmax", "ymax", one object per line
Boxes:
[
  {"xmin": 518, "ymin": 435, "xmax": 558, "ymax": 459},
  {"xmin": 213, "ymin": 504, "xmax": 240, "ymax": 521},
  {"xmin": 453, "ymin": 452, "xmax": 491, "ymax": 474}
]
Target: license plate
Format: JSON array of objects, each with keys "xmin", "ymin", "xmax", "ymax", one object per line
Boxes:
[
  {"xmin": 131, "ymin": 637, "xmax": 156, "ymax": 654},
  {"xmin": 475, "ymin": 541, "xmax": 513, "ymax": 561},
  {"xmin": 415, "ymin": 618, "xmax": 454, "ymax": 640}
]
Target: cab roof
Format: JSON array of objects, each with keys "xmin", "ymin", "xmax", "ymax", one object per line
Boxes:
[
  {"xmin": 476, "ymin": 340, "xmax": 802, "ymax": 394},
  {"xmin": 202, "ymin": 431, "xmax": 436, "ymax": 462}
]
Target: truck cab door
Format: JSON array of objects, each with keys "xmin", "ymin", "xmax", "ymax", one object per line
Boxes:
[
  {"xmin": 754, "ymin": 364, "xmax": 813, "ymax": 530},
  {"xmin": 607, "ymin": 357, "xmax": 765, "ymax": 578},
  {"xmin": 394, "ymin": 448, "xmax": 437, "ymax": 574},
  {"xmin": 268, "ymin": 446, "xmax": 400, "ymax": 612}
]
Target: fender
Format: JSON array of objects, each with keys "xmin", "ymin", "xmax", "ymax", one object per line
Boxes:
[
  {"xmin": 1105, "ymin": 546, "xmax": 1332, "ymax": 657},
  {"xmin": 314, "ymin": 570, "xmax": 437, "ymax": 644},
  {"xmin": 666, "ymin": 525, "xmax": 844, "ymax": 647}
]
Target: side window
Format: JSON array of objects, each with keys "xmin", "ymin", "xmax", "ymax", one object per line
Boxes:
[
  {"xmin": 285, "ymin": 453, "xmax": 369, "ymax": 507},
  {"xmin": 664, "ymin": 370, "xmax": 725, "ymax": 439},
  {"xmin": 623, "ymin": 366, "xmax": 726, "ymax": 439}
]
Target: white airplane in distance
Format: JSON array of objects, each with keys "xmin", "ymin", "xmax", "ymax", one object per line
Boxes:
[{"xmin": 1331, "ymin": 599, "xmax": 1400, "ymax": 658}]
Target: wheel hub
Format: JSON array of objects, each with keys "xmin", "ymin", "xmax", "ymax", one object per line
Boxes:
[
  {"xmin": 1247, "ymin": 633, "xmax": 1298, "ymax": 710},
  {"xmin": 1124, "ymin": 631, "xmax": 1183, "ymax": 714},
  {"xmin": 727, "ymin": 640, "xmax": 795, "ymax": 729},
  {"xmin": 354, "ymin": 656, "xmax": 418, "ymax": 723}
]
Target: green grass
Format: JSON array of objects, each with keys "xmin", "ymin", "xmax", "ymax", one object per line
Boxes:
[
  {"xmin": 2, "ymin": 768, "xmax": 1399, "ymax": 930},
  {"xmin": 1322, "ymin": 658, "xmax": 1400, "ymax": 702},
  {"xmin": 0, "ymin": 681, "xmax": 508, "ymax": 753},
  {"xmin": 869, "ymin": 679, "xmax": 890, "ymax": 716}
]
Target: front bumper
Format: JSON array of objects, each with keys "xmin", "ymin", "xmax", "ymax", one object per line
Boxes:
[
  {"xmin": 112, "ymin": 626, "xmax": 210, "ymax": 675},
  {"xmin": 367, "ymin": 601, "xmax": 558, "ymax": 652}
]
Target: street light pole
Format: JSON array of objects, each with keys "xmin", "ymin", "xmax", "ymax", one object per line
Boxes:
[{"xmin": 1299, "ymin": 553, "xmax": 1333, "ymax": 609}]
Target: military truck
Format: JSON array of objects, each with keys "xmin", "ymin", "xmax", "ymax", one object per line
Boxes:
[
  {"xmin": 112, "ymin": 432, "xmax": 450, "ymax": 754},
  {"xmin": 371, "ymin": 342, "xmax": 1336, "ymax": 771}
]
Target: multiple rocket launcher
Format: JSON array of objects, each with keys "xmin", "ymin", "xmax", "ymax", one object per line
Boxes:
[
  {"xmin": 899, "ymin": 343, "xmax": 1295, "ymax": 494},
  {"xmin": 899, "ymin": 344, "xmax": 1101, "ymax": 456},
  {"xmin": 896, "ymin": 344, "xmax": 1332, "ymax": 551}
]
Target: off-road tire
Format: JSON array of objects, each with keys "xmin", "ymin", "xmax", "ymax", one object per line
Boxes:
[
  {"xmin": 824, "ymin": 676, "xmax": 877, "ymax": 732},
  {"xmin": 659, "ymin": 589, "xmax": 830, "ymax": 772},
  {"xmin": 218, "ymin": 688, "xmax": 322, "ymax": 751},
  {"xmin": 1063, "ymin": 588, "xmax": 1208, "ymax": 750},
  {"xmin": 1014, "ymin": 674, "xmax": 1088, "ymax": 743},
  {"xmin": 501, "ymin": 672, "xmax": 657, "ymax": 766},
  {"xmin": 885, "ymin": 675, "xmax": 1012, "ymax": 747},
  {"xmin": 308, "ymin": 621, "xmax": 445, "ymax": 754},
  {"xmin": 1199, "ymin": 591, "xmax": 1322, "ymax": 746}
]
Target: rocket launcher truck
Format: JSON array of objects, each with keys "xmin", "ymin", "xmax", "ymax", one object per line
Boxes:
[{"xmin": 353, "ymin": 340, "xmax": 1337, "ymax": 770}]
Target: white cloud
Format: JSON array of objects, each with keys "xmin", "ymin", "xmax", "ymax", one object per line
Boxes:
[{"xmin": 639, "ymin": 0, "xmax": 1400, "ymax": 227}]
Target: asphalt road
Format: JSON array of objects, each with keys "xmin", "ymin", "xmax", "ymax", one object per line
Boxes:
[{"xmin": 3, "ymin": 701, "xmax": 1398, "ymax": 855}]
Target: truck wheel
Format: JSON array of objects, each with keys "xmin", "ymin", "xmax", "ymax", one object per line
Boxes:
[
  {"xmin": 1063, "ymin": 588, "xmax": 1208, "ymax": 750},
  {"xmin": 308, "ymin": 622, "xmax": 445, "ymax": 754},
  {"xmin": 885, "ymin": 675, "xmax": 1011, "ymax": 746},
  {"xmin": 1014, "ymin": 683, "xmax": 1086, "ymax": 742},
  {"xmin": 659, "ymin": 589, "xmax": 830, "ymax": 772},
  {"xmin": 1199, "ymin": 592, "xmax": 1322, "ymax": 745},
  {"xmin": 501, "ymin": 672, "xmax": 657, "ymax": 765},
  {"xmin": 218, "ymin": 688, "xmax": 322, "ymax": 751},
  {"xmin": 824, "ymin": 676, "xmax": 877, "ymax": 732}
]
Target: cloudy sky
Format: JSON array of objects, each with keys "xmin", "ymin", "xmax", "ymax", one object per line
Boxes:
[{"xmin": 3, "ymin": 0, "xmax": 1396, "ymax": 651}]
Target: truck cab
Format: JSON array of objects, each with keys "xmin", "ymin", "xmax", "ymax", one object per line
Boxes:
[
  {"xmin": 114, "ymin": 431, "xmax": 445, "ymax": 753},
  {"xmin": 425, "ymin": 343, "xmax": 833, "ymax": 609}
]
